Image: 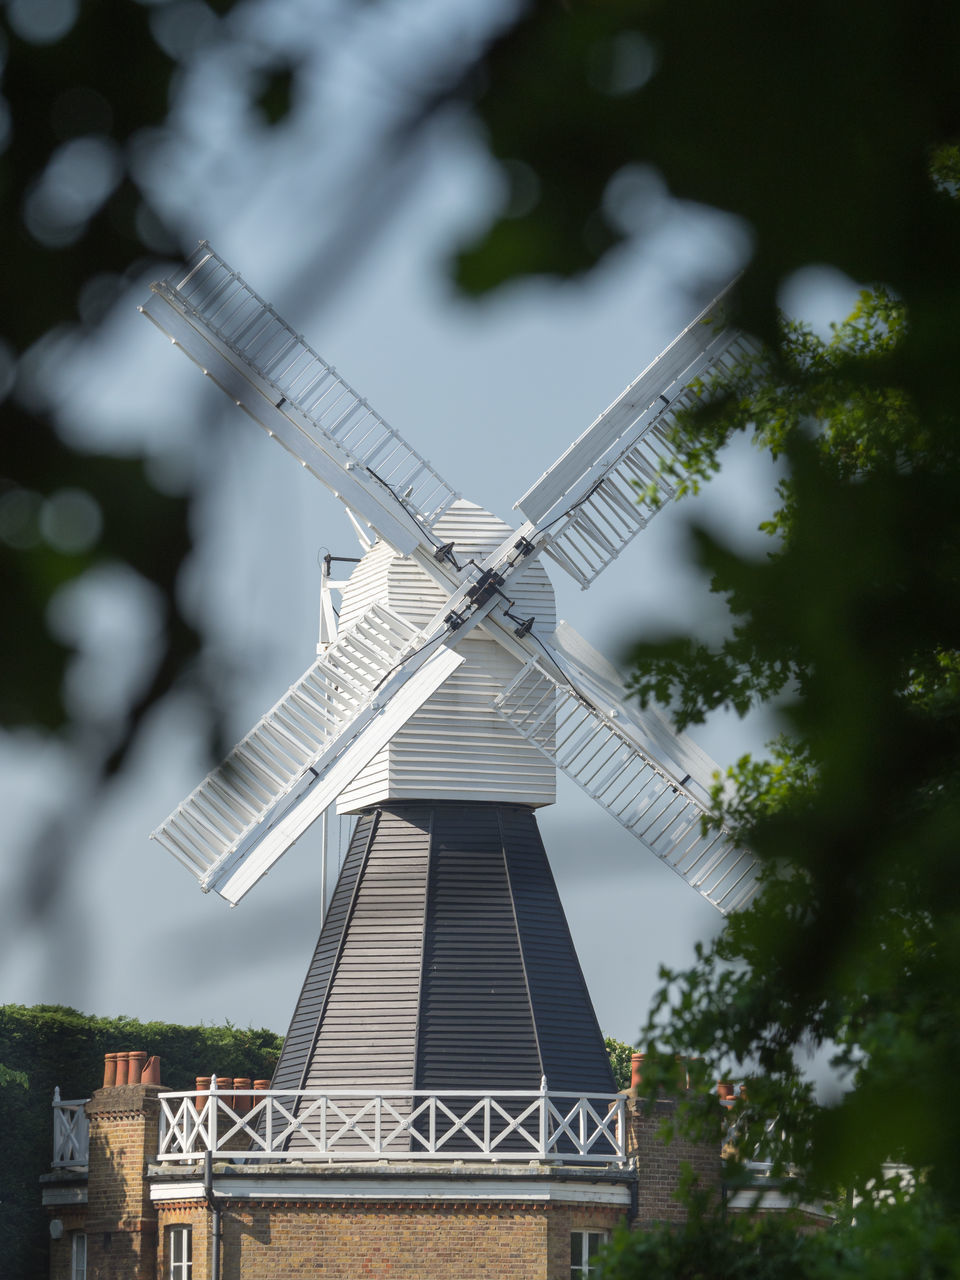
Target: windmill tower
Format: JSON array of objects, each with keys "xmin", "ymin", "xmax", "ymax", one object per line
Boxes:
[{"xmin": 143, "ymin": 243, "xmax": 759, "ymax": 1158}]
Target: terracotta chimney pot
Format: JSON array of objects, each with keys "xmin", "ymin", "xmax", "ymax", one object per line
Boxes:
[
  {"xmin": 630, "ymin": 1052, "xmax": 644, "ymax": 1092},
  {"xmin": 115, "ymin": 1053, "xmax": 129, "ymax": 1087},
  {"xmin": 141, "ymin": 1055, "xmax": 162, "ymax": 1086},
  {"xmin": 103, "ymin": 1052, "xmax": 118, "ymax": 1089},
  {"xmin": 127, "ymin": 1050, "xmax": 147, "ymax": 1085},
  {"xmin": 233, "ymin": 1078, "xmax": 252, "ymax": 1115}
]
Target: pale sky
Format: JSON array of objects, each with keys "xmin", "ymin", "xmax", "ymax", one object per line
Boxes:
[{"xmin": 1, "ymin": 0, "xmax": 854, "ymax": 1057}]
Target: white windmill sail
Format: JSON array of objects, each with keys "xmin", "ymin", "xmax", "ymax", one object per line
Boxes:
[
  {"xmin": 516, "ymin": 291, "xmax": 756, "ymax": 587},
  {"xmin": 140, "ymin": 242, "xmax": 458, "ymax": 555},
  {"xmin": 152, "ymin": 603, "xmax": 463, "ymax": 904},
  {"xmin": 143, "ymin": 243, "xmax": 762, "ymax": 917},
  {"xmin": 493, "ymin": 623, "xmax": 759, "ymax": 915}
]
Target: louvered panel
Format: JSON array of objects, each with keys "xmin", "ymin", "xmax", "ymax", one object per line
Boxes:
[
  {"xmin": 151, "ymin": 602, "xmax": 421, "ymax": 890},
  {"xmin": 536, "ymin": 332, "xmax": 757, "ymax": 588},
  {"xmin": 145, "ymin": 243, "xmax": 458, "ymax": 537},
  {"xmin": 494, "ymin": 664, "xmax": 759, "ymax": 915},
  {"xmin": 517, "ymin": 282, "xmax": 746, "ymax": 524}
]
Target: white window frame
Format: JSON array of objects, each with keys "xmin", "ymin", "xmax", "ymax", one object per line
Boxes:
[
  {"xmin": 570, "ymin": 1229, "xmax": 608, "ymax": 1277},
  {"xmin": 168, "ymin": 1224, "xmax": 193, "ymax": 1280},
  {"xmin": 71, "ymin": 1232, "xmax": 86, "ymax": 1280}
]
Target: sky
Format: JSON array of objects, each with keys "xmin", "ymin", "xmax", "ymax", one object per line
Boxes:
[{"xmin": 0, "ymin": 0, "xmax": 859, "ymax": 1063}]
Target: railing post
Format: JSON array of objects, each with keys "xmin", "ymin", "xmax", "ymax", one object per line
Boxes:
[
  {"xmin": 52, "ymin": 1088, "xmax": 62, "ymax": 1165},
  {"xmin": 538, "ymin": 1076, "xmax": 548, "ymax": 1158},
  {"xmin": 158, "ymin": 1098, "xmax": 169, "ymax": 1157},
  {"xmin": 208, "ymin": 1073, "xmax": 219, "ymax": 1156}
]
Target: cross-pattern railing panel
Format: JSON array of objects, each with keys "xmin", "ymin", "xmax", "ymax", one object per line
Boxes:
[
  {"xmin": 156, "ymin": 1085, "xmax": 625, "ymax": 1164},
  {"xmin": 151, "ymin": 603, "xmax": 421, "ymax": 887},
  {"xmin": 52, "ymin": 1088, "xmax": 90, "ymax": 1167},
  {"xmin": 494, "ymin": 663, "xmax": 759, "ymax": 914},
  {"xmin": 155, "ymin": 243, "xmax": 458, "ymax": 528},
  {"xmin": 539, "ymin": 332, "xmax": 756, "ymax": 587}
]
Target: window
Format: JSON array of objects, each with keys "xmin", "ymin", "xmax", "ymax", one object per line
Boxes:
[
  {"xmin": 168, "ymin": 1225, "xmax": 192, "ymax": 1280},
  {"xmin": 71, "ymin": 1233, "xmax": 86, "ymax": 1280},
  {"xmin": 570, "ymin": 1229, "xmax": 607, "ymax": 1277}
]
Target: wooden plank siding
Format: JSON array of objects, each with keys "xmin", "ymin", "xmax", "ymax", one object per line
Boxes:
[
  {"xmin": 335, "ymin": 500, "xmax": 557, "ymax": 813},
  {"xmin": 415, "ymin": 806, "xmax": 542, "ymax": 1092},
  {"xmin": 499, "ymin": 807, "xmax": 615, "ymax": 1095},
  {"xmin": 271, "ymin": 810, "xmax": 379, "ymax": 1093},
  {"xmin": 272, "ymin": 803, "xmax": 614, "ymax": 1155}
]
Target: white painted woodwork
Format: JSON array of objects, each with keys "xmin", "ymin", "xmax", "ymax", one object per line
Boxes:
[
  {"xmin": 51, "ymin": 1089, "xmax": 90, "ymax": 1168},
  {"xmin": 144, "ymin": 244, "xmax": 762, "ymax": 917},
  {"xmin": 549, "ymin": 622, "xmax": 721, "ymax": 799},
  {"xmin": 517, "ymin": 292, "xmax": 756, "ymax": 586},
  {"xmin": 150, "ymin": 1177, "xmax": 632, "ymax": 1205},
  {"xmin": 494, "ymin": 639, "xmax": 759, "ymax": 915},
  {"xmin": 156, "ymin": 1083, "xmax": 625, "ymax": 1164},
  {"xmin": 337, "ymin": 500, "xmax": 557, "ymax": 812},
  {"xmin": 518, "ymin": 284, "xmax": 738, "ymax": 524},
  {"xmin": 151, "ymin": 603, "xmax": 462, "ymax": 903},
  {"xmin": 141, "ymin": 243, "xmax": 458, "ymax": 551},
  {"xmin": 216, "ymin": 644, "xmax": 463, "ymax": 904}
]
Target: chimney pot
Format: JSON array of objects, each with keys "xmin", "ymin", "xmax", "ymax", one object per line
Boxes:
[
  {"xmin": 103, "ymin": 1052, "xmax": 118, "ymax": 1089},
  {"xmin": 127, "ymin": 1051, "xmax": 147, "ymax": 1085}
]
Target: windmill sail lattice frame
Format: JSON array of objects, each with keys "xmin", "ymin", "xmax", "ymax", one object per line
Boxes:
[{"xmin": 145, "ymin": 243, "xmax": 760, "ymax": 916}]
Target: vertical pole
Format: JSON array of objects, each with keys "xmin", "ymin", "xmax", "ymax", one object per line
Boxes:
[
  {"xmin": 208, "ymin": 1074, "xmax": 219, "ymax": 1156},
  {"xmin": 320, "ymin": 806, "xmax": 328, "ymax": 928}
]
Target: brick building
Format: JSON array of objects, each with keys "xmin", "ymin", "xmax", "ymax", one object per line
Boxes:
[{"xmin": 41, "ymin": 1063, "xmax": 725, "ymax": 1280}]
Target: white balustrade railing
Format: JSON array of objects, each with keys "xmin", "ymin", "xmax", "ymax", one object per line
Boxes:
[
  {"xmin": 157, "ymin": 1082, "xmax": 626, "ymax": 1165},
  {"xmin": 52, "ymin": 1087, "xmax": 90, "ymax": 1167}
]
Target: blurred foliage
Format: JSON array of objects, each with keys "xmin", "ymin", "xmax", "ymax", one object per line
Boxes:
[
  {"xmin": 598, "ymin": 1167, "xmax": 960, "ymax": 1279},
  {"xmin": 0, "ymin": 0, "xmax": 298, "ymax": 765},
  {"xmin": 0, "ymin": 1002, "xmax": 282, "ymax": 1279}
]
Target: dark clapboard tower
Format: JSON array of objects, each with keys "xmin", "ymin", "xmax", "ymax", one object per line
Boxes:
[{"xmin": 141, "ymin": 243, "xmax": 760, "ymax": 1274}]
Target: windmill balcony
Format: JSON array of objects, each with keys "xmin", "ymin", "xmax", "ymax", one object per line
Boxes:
[
  {"xmin": 156, "ymin": 1082, "xmax": 628, "ymax": 1165},
  {"xmin": 49, "ymin": 1083, "xmax": 627, "ymax": 1168}
]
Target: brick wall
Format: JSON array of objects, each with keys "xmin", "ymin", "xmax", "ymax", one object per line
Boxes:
[
  {"xmin": 546, "ymin": 1202, "xmax": 625, "ymax": 1277},
  {"xmin": 156, "ymin": 1197, "xmax": 627, "ymax": 1280},
  {"xmin": 82, "ymin": 1083, "xmax": 162, "ymax": 1280},
  {"xmin": 46, "ymin": 1208, "xmax": 87, "ymax": 1280},
  {"xmin": 629, "ymin": 1096, "xmax": 723, "ymax": 1224},
  {"xmin": 157, "ymin": 1203, "xmax": 209, "ymax": 1280}
]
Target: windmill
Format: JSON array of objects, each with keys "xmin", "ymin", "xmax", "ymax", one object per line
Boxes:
[{"xmin": 142, "ymin": 243, "xmax": 759, "ymax": 1138}]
